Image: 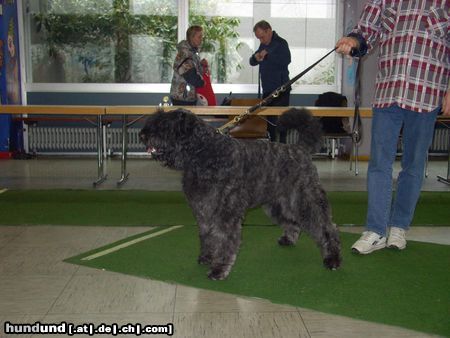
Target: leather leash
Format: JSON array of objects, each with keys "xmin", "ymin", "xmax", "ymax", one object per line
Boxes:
[{"xmin": 217, "ymin": 47, "xmax": 338, "ymax": 134}]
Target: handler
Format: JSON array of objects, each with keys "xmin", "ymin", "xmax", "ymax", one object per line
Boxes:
[
  {"xmin": 336, "ymin": 0, "xmax": 450, "ymax": 254},
  {"xmin": 250, "ymin": 20, "xmax": 291, "ymax": 142}
]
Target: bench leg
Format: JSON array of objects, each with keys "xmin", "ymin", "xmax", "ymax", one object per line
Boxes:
[
  {"xmin": 93, "ymin": 115, "xmax": 108, "ymax": 187},
  {"xmin": 117, "ymin": 114, "xmax": 130, "ymax": 186}
]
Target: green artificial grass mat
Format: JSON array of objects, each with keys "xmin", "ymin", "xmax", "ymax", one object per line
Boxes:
[
  {"xmin": 0, "ymin": 190, "xmax": 449, "ymax": 226},
  {"xmin": 65, "ymin": 225, "xmax": 450, "ymax": 336}
]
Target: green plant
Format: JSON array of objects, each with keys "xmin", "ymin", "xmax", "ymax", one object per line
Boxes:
[
  {"xmin": 192, "ymin": 15, "xmax": 242, "ymax": 83},
  {"xmin": 32, "ymin": 0, "xmax": 241, "ymax": 83}
]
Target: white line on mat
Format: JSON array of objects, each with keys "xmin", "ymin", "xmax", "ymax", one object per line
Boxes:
[
  {"xmin": 81, "ymin": 225, "xmax": 184, "ymax": 261},
  {"xmin": 0, "ymin": 189, "xmax": 8, "ymax": 194}
]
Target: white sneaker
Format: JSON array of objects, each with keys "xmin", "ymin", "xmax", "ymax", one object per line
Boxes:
[
  {"xmin": 351, "ymin": 231, "xmax": 386, "ymax": 254},
  {"xmin": 387, "ymin": 227, "xmax": 407, "ymax": 250}
]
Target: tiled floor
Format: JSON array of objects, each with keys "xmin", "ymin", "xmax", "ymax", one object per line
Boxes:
[{"xmin": 0, "ymin": 157, "xmax": 448, "ymax": 337}]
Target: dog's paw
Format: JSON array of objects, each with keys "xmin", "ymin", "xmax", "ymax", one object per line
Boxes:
[
  {"xmin": 197, "ymin": 255, "xmax": 212, "ymax": 266},
  {"xmin": 278, "ymin": 235, "xmax": 295, "ymax": 246},
  {"xmin": 323, "ymin": 255, "xmax": 341, "ymax": 270},
  {"xmin": 207, "ymin": 266, "xmax": 230, "ymax": 280}
]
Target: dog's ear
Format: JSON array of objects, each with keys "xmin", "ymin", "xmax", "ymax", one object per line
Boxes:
[{"xmin": 177, "ymin": 108, "xmax": 190, "ymax": 117}]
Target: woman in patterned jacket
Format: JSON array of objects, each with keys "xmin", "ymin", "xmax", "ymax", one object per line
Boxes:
[{"xmin": 169, "ymin": 26, "xmax": 207, "ymax": 105}]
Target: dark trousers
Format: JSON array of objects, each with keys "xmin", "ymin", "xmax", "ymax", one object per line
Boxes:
[{"xmin": 263, "ymin": 90, "xmax": 290, "ymax": 143}]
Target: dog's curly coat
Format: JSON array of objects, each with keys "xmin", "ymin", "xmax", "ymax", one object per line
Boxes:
[{"xmin": 140, "ymin": 108, "xmax": 341, "ymax": 280}]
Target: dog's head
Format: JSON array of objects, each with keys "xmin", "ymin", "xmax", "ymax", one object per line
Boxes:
[{"xmin": 139, "ymin": 108, "xmax": 213, "ymax": 169}]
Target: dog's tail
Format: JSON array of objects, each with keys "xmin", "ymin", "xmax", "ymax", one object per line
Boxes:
[{"xmin": 277, "ymin": 108, "xmax": 323, "ymax": 153}]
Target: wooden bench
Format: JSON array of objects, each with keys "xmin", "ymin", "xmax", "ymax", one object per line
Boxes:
[{"xmin": 0, "ymin": 104, "xmax": 374, "ymax": 187}]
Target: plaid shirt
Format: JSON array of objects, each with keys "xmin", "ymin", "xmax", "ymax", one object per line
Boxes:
[{"xmin": 353, "ymin": 0, "xmax": 450, "ymax": 113}]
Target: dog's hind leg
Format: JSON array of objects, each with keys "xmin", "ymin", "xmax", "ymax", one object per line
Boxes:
[{"xmin": 263, "ymin": 202, "xmax": 300, "ymax": 246}]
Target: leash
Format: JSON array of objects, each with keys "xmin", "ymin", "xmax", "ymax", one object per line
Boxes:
[
  {"xmin": 350, "ymin": 56, "xmax": 363, "ymax": 175},
  {"xmin": 352, "ymin": 58, "xmax": 362, "ymax": 144},
  {"xmin": 217, "ymin": 47, "xmax": 338, "ymax": 134}
]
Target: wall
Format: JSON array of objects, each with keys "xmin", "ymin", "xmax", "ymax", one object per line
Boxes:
[
  {"xmin": 341, "ymin": 0, "xmax": 378, "ymax": 157},
  {"xmin": 0, "ymin": 0, "xmax": 23, "ymax": 156}
]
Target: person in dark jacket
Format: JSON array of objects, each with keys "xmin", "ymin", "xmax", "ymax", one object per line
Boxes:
[{"xmin": 250, "ymin": 20, "xmax": 291, "ymax": 142}]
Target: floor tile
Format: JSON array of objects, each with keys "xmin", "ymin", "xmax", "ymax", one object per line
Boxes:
[
  {"xmin": 0, "ymin": 226, "xmax": 25, "ymax": 248},
  {"xmin": 0, "ymin": 245, "xmax": 80, "ymax": 276},
  {"xmin": 299, "ymin": 308, "xmax": 441, "ymax": 338},
  {"xmin": 6, "ymin": 226, "xmax": 102, "ymax": 249},
  {"xmin": 175, "ymin": 285, "xmax": 298, "ymax": 313},
  {"xmin": 49, "ymin": 272, "xmax": 175, "ymax": 315},
  {"xmin": 0, "ymin": 275, "xmax": 71, "ymax": 315},
  {"xmin": 173, "ymin": 312, "xmax": 310, "ymax": 338}
]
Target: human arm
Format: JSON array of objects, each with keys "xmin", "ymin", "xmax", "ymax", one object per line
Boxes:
[
  {"xmin": 177, "ymin": 55, "xmax": 205, "ymax": 88},
  {"xmin": 250, "ymin": 45, "xmax": 265, "ymax": 66},
  {"xmin": 335, "ymin": 33, "xmax": 368, "ymax": 57},
  {"xmin": 182, "ymin": 67, "xmax": 205, "ymax": 88},
  {"xmin": 336, "ymin": 0, "xmax": 383, "ymax": 56}
]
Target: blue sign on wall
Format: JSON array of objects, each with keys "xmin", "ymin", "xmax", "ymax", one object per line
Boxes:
[{"xmin": 0, "ymin": 0, "xmax": 22, "ymax": 153}]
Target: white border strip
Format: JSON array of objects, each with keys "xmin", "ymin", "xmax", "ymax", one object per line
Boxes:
[
  {"xmin": 25, "ymin": 83, "xmax": 339, "ymax": 95},
  {"xmin": 81, "ymin": 225, "xmax": 184, "ymax": 261},
  {"xmin": 0, "ymin": 189, "xmax": 8, "ymax": 194}
]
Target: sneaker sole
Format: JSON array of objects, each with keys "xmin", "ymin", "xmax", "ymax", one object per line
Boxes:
[
  {"xmin": 351, "ymin": 244, "xmax": 386, "ymax": 255},
  {"xmin": 387, "ymin": 244, "xmax": 406, "ymax": 250}
]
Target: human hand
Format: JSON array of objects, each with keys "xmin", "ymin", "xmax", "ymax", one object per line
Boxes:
[
  {"xmin": 442, "ymin": 88, "xmax": 450, "ymax": 116},
  {"xmin": 255, "ymin": 49, "xmax": 268, "ymax": 62},
  {"xmin": 335, "ymin": 37, "xmax": 359, "ymax": 56}
]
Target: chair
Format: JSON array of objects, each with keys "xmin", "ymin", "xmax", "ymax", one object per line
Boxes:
[
  {"xmin": 228, "ymin": 98, "xmax": 269, "ymax": 140},
  {"xmin": 315, "ymin": 92, "xmax": 361, "ymax": 174},
  {"xmin": 315, "ymin": 92, "xmax": 351, "ymax": 158}
]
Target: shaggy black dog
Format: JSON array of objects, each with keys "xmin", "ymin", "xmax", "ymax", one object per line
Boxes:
[{"xmin": 140, "ymin": 108, "xmax": 341, "ymax": 280}]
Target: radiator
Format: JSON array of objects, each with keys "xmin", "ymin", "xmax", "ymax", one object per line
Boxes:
[
  {"xmin": 430, "ymin": 128, "xmax": 448, "ymax": 153},
  {"xmin": 397, "ymin": 127, "xmax": 448, "ymax": 154},
  {"xmin": 28, "ymin": 127, "xmax": 98, "ymax": 152},
  {"xmin": 27, "ymin": 125, "xmax": 449, "ymax": 155},
  {"xmin": 27, "ymin": 125, "xmax": 146, "ymax": 153}
]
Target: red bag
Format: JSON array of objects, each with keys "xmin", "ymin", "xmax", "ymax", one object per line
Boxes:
[{"xmin": 196, "ymin": 67, "xmax": 217, "ymax": 106}]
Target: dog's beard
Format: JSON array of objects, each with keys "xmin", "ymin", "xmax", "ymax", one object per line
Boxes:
[
  {"xmin": 147, "ymin": 146, "xmax": 163, "ymax": 157},
  {"xmin": 141, "ymin": 134, "xmax": 164, "ymax": 157},
  {"xmin": 143, "ymin": 140, "xmax": 181, "ymax": 169}
]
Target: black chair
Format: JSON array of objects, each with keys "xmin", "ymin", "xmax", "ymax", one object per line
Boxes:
[
  {"xmin": 315, "ymin": 92, "xmax": 351, "ymax": 158},
  {"xmin": 315, "ymin": 91, "xmax": 361, "ymax": 174}
]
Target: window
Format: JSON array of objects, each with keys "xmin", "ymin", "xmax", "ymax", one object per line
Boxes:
[{"xmin": 23, "ymin": 0, "xmax": 342, "ymax": 94}]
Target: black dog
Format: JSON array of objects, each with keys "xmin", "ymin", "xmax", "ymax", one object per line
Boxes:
[{"xmin": 140, "ymin": 108, "xmax": 341, "ymax": 280}]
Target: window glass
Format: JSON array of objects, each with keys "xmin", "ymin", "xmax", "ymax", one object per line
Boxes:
[
  {"xmin": 190, "ymin": 0, "xmax": 337, "ymax": 89},
  {"xmin": 26, "ymin": 0, "xmax": 177, "ymax": 83},
  {"xmin": 24, "ymin": 0, "xmax": 339, "ymax": 92}
]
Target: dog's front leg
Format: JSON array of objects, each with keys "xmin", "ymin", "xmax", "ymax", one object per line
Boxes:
[
  {"xmin": 205, "ymin": 224, "xmax": 241, "ymax": 280},
  {"xmin": 197, "ymin": 222, "xmax": 213, "ymax": 266}
]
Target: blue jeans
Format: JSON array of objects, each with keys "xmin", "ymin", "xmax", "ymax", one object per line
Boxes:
[{"xmin": 366, "ymin": 105, "xmax": 439, "ymax": 236}]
